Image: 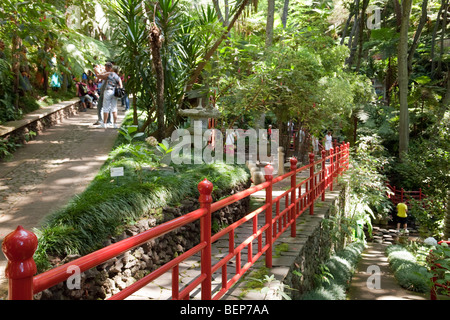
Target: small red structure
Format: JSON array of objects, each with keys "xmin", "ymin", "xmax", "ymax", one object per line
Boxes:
[{"xmin": 387, "ymin": 184, "xmax": 425, "ymax": 206}]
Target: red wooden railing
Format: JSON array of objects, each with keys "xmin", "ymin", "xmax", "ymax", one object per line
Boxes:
[
  {"xmin": 2, "ymin": 142, "xmax": 350, "ymax": 300},
  {"xmin": 430, "ymin": 241, "xmax": 450, "ymax": 300},
  {"xmin": 387, "ymin": 184, "xmax": 425, "ymax": 205}
]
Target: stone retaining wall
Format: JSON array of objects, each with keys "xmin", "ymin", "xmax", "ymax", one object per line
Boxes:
[
  {"xmin": 35, "ymin": 180, "xmax": 251, "ymax": 300},
  {"xmin": 0, "ymin": 100, "xmax": 82, "ymax": 145},
  {"xmin": 220, "ymin": 179, "xmax": 351, "ymax": 300},
  {"xmin": 283, "ymin": 180, "xmax": 350, "ymax": 299}
]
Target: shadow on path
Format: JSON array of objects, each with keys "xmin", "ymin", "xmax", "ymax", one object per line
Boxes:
[
  {"xmin": 347, "ymin": 241, "xmax": 428, "ymax": 300},
  {"xmin": 0, "ymin": 104, "xmax": 126, "ymax": 296}
]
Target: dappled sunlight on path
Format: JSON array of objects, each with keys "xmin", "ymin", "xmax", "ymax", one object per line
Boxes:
[
  {"xmin": 347, "ymin": 242, "xmax": 427, "ymax": 300},
  {"xmin": 0, "ymin": 105, "xmax": 126, "ymax": 295}
]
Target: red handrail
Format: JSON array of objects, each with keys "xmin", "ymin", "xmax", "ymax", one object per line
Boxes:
[
  {"xmin": 387, "ymin": 184, "xmax": 425, "ymax": 205},
  {"xmin": 2, "ymin": 142, "xmax": 350, "ymax": 300}
]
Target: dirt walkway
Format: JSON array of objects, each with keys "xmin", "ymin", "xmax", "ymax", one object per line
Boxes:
[
  {"xmin": 347, "ymin": 241, "xmax": 428, "ymax": 300},
  {"xmin": 0, "ymin": 105, "xmax": 125, "ymax": 295}
]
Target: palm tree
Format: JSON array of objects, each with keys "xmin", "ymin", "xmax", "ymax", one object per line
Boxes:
[{"xmin": 114, "ymin": 0, "xmax": 150, "ymax": 126}]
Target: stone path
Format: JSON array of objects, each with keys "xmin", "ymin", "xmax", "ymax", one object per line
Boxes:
[
  {"xmin": 347, "ymin": 241, "xmax": 427, "ymax": 300},
  {"xmin": 0, "ymin": 103, "xmax": 126, "ymax": 296}
]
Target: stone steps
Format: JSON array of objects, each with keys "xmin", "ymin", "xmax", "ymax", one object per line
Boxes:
[{"xmin": 369, "ymin": 226, "xmax": 419, "ymax": 245}]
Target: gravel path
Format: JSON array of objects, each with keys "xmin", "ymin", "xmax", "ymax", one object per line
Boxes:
[{"xmin": 0, "ymin": 105, "xmax": 125, "ymax": 295}]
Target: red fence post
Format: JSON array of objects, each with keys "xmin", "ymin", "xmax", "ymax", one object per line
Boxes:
[
  {"xmin": 309, "ymin": 153, "xmax": 315, "ymax": 215},
  {"xmin": 329, "ymin": 147, "xmax": 334, "ymax": 191},
  {"xmin": 198, "ymin": 178, "xmax": 213, "ymax": 300},
  {"xmin": 2, "ymin": 226, "xmax": 38, "ymax": 300},
  {"xmin": 338, "ymin": 145, "xmax": 341, "ymax": 175},
  {"xmin": 264, "ymin": 164, "xmax": 274, "ymax": 268},
  {"xmin": 393, "ymin": 186, "xmax": 397, "ymax": 204},
  {"xmin": 345, "ymin": 142, "xmax": 349, "ymax": 170},
  {"xmin": 290, "ymin": 157, "xmax": 298, "ymax": 237},
  {"xmin": 321, "ymin": 149, "xmax": 326, "ymax": 201}
]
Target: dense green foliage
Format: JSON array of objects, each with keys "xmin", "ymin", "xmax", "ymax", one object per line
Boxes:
[
  {"xmin": 0, "ymin": 0, "xmax": 110, "ymax": 123},
  {"xmin": 348, "ymin": 134, "xmax": 393, "ymax": 220},
  {"xmin": 301, "ymin": 241, "xmax": 365, "ymax": 300},
  {"xmin": 386, "ymin": 240, "xmax": 449, "ymax": 297},
  {"xmin": 1, "ymin": 0, "xmax": 448, "ymax": 284},
  {"xmin": 33, "ymin": 115, "xmax": 250, "ymax": 271},
  {"xmin": 386, "ymin": 244, "xmax": 431, "ymax": 293}
]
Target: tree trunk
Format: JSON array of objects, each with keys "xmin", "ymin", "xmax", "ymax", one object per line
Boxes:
[
  {"xmin": 43, "ymin": 37, "xmax": 51, "ymax": 95},
  {"xmin": 386, "ymin": 56, "xmax": 393, "ymax": 105},
  {"xmin": 281, "ymin": 0, "xmax": 289, "ymax": 28},
  {"xmin": 149, "ymin": 22, "xmax": 165, "ymax": 142},
  {"xmin": 133, "ymin": 93, "xmax": 138, "ymax": 126},
  {"xmin": 407, "ymin": 0, "xmax": 429, "ymax": 74},
  {"xmin": 442, "ymin": 71, "xmax": 450, "ymax": 108},
  {"xmin": 265, "ymin": 0, "xmax": 275, "ymax": 47},
  {"xmin": 11, "ymin": 33, "xmax": 21, "ymax": 110},
  {"xmin": 432, "ymin": 71, "xmax": 450, "ymax": 136},
  {"xmin": 347, "ymin": 16, "xmax": 360, "ymax": 68},
  {"xmin": 437, "ymin": 0, "xmax": 449, "ymax": 76},
  {"xmin": 430, "ymin": 0, "xmax": 444, "ymax": 78},
  {"xmin": 352, "ymin": 113, "xmax": 358, "ymax": 146},
  {"xmin": 340, "ymin": 7, "xmax": 355, "ymax": 45},
  {"xmin": 355, "ymin": 0, "xmax": 369, "ymax": 72},
  {"xmin": 392, "ymin": 0, "xmax": 402, "ymax": 29},
  {"xmin": 346, "ymin": 0, "xmax": 360, "ymax": 68},
  {"xmin": 398, "ymin": 0, "xmax": 412, "ymax": 159}
]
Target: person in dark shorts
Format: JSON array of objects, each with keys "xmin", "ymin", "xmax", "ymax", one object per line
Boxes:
[{"xmin": 396, "ymin": 202, "xmax": 408, "ymax": 233}]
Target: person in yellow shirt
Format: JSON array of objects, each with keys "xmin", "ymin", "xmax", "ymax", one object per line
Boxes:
[{"xmin": 396, "ymin": 202, "xmax": 408, "ymax": 233}]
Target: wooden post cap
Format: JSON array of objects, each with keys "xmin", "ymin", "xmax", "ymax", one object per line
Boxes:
[
  {"xmin": 198, "ymin": 178, "xmax": 213, "ymax": 203},
  {"xmin": 2, "ymin": 226, "xmax": 38, "ymax": 279}
]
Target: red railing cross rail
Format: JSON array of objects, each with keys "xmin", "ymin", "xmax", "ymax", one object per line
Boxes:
[
  {"xmin": 2, "ymin": 142, "xmax": 350, "ymax": 300},
  {"xmin": 386, "ymin": 184, "xmax": 425, "ymax": 206}
]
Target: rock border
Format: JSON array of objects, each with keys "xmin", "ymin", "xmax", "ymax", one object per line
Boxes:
[{"xmin": 35, "ymin": 180, "xmax": 251, "ymax": 300}]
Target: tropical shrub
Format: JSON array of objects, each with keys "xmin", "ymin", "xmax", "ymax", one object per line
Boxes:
[
  {"xmin": 427, "ymin": 242, "xmax": 450, "ymax": 297},
  {"xmin": 408, "ymin": 197, "xmax": 446, "ymax": 239},
  {"xmin": 301, "ymin": 241, "xmax": 365, "ymax": 300},
  {"xmin": 386, "ymin": 245, "xmax": 430, "ymax": 293},
  {"xmin": 341, "ymin": 134, "xmax": 393, "ymax": 239},
  {"xmin": 33, "ymin": 124, "xmax": 250, "ymax": 271}
]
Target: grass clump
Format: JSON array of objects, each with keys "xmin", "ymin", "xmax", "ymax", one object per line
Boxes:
[
  {"xmin": 33, "ymin": 126, "xmax": 251, "ymax": 271},
  {"xmin": 301, "ymin": 241, "xmax": 365, "ymax": 300},
  {"xmin": 385, "ymin": 245, "xmax": 430, "ymax": 293}
]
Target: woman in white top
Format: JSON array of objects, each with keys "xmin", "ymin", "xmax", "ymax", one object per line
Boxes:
[
  {"xmin": 324, "ymin": 131, "xmax": 333, "ymax": 155},
  {"xmin": 94, "ymin": 62, "xmax": 123, "ymax": 128}
]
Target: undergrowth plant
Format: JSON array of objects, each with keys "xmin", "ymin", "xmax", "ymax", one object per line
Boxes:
[
  {"xmin": 301, "ymin": 241, "xmax": 365, "ymax": 300},
  {"xmin": 0, "ymin": 136, "xmax": 21, "ymax": 159},
  {"xmin": 385, "ymin": 245, "xmax": 430, "ymax": 293},
  {"xmin": 386, "ymin": 240, "xmax": 450, "ymax": 298},
  {"xmin": 427, "ymin": 241, "xmax": 450, "ymax": 297},
  {"xmin": 33, "ymin": 129, "xmax": 250, "ymax": 271},
  {"xmin": 324, "ymin": 134, "xmax": 393, "ymax": 246}
]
